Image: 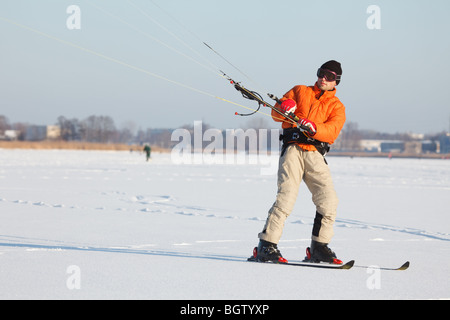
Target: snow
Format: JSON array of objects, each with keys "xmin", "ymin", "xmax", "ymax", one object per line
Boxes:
[{"xmin": 0, "ymin": 149, "xmax": 449, "ymax": 300}]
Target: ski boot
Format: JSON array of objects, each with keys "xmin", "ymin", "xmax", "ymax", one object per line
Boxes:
[
  {"xmin": 305, "ymin": 240, "xmax": 342, "ymax": 265},
  {"xmin": 248, "ymin": 240, "xmax": 288, "ymax": 264}
]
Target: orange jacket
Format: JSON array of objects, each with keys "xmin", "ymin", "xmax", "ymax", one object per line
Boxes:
[{"xmin": 272, "ymin": 83, "xmax": 346, "ymax": 151}]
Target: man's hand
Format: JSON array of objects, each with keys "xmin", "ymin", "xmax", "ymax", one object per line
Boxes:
[
  {"xmin": 280, "ymin": 99, "xmax": 297, "ymax": 114},
  {"xmin": 299, "ymin": 118, "xmax": 317, "ymax": 136}
]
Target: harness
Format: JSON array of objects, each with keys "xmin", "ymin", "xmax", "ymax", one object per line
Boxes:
[{"xmin": 279, "ymin": 128, "xmax": 331, "ymax": 157}]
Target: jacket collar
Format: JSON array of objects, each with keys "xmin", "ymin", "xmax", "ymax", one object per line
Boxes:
[{"xmin": 313, "ymin": 82, "xmax": 337, "ymax": 100}]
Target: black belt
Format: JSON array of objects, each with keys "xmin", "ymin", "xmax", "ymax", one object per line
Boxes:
[{"xmin": 279, "ymin": 128, "xmax": 330, "ymax": 157}]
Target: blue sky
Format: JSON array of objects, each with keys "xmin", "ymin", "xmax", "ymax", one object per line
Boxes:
[{"xmin": 1, "ymin": 0, "xmax": 449, "ymax": 134}]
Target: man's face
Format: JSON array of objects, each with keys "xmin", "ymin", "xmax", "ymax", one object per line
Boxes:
[{"xmin": 317, "ymin": 77, "xmax": 336, "ymax": 91}]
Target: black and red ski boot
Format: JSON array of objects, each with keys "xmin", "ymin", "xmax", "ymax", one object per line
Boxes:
[
  {"xmin": 305, "ymin": 240, "xmax": 342, "ymax": 265},
  {"xmin": 249, "ymin": 240, "xmax": 288, "ymax": 264}
]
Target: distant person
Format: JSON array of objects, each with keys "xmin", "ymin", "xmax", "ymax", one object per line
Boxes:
[
  {"xmin": 143, "ymin": 144, "xmax": 151, "ymax": 161},
  {"xmin": 251, "ymin": 60, "xmax": 346, "ymax": 265}
]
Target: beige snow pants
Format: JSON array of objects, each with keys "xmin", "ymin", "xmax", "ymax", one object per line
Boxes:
[{"xmin": 258, "ymin": 144, "xmax": 339, "ymax": 244}]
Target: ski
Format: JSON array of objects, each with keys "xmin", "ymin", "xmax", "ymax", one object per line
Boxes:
[
  {"xmin": 247, "ymin": 259, "xmax": 410, "ymax": 271},
  {"xmin": 354, "ymin": 261, "xmax": 410, "ymax": 271},
  {"xmin": 247, "ymin": 256, "xmax": 355, "ymax": 270},
  {"xmin": 285, "ymin": 260, "xmax": 355, "ymax": 270},
  {"xmin": 393, "ymin": 261, "xmax": 410, "ymax": 271}
]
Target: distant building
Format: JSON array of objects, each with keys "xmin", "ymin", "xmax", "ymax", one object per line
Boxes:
[
  {"xmin": 438, "ymin": 133, "xmax": 450, "ymax": 154},
  {"xmin": 25, "ymin": 125, "xmax": 61, "ymax": 141},
  {"xmin": 360, "ymin": 139, "xmax": 441, "ymax": 154},
  {"xmin": 5, "ymin": 130, "xmax": 19, "ymax": 140},
  {"xmin": 380, "ymin": 141, "xmax": 405, "ymax": 153},
  {"xmin": 0, "ymin": 130, "xmax": 20, "ymax": 141},
  {"xmin": 46, "ymin": 125, "xmax": 61, "ymax": 140},
  {"xmin": 404, "ymin": 141, "xmax": 422, "ymax": 154},
  {"xmin": 421, "ymin": 140, "xmax": 439, "ymax": 154},
  {"xmin": 360, "ymin": 139, "xmax": 383, "ymax": 152},
  {"xmin": 360, "ymin": 140, "xmax": 406, "ymax": 153}
]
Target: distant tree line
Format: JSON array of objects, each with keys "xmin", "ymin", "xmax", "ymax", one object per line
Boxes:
[
  {"xmin": 0, "ymin": 114, "xmax": 174, "ymax": 147},
  {"xmin": 57, "ymin": 115, "xmax": 179, "ymax": 147},
  {"xmin": 1, "ymin": 115, "xmax": 448, "ymax": 151}
]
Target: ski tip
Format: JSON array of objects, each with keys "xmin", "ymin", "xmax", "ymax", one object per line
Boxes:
[
  {"xmin": 397, "ymin": 261, "xmax": 410, "ymax": 271},
  {"xmin": 341, "ymin": 260, "xmax": 355, "ymax": 269}
]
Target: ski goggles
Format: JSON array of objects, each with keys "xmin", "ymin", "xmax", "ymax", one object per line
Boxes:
[{"xmin": 317, "ymin": 68, "xmax": 341, "ymax": 82}]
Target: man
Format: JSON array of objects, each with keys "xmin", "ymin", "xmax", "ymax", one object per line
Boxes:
[
  {"xmin": 253, "ymin": 60, "xmax": 346, "ymax": 264},
  {"xmin": 143, "ymin": 144, "xmax": 151, "ymax": 161}
]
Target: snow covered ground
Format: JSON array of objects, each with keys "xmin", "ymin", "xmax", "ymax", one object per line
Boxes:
[{"xmin": 0, "ymin": 149, "xmax": 449, "ymax": 300}]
